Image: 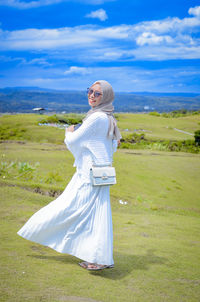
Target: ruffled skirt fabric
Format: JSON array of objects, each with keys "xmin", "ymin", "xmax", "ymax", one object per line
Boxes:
[{"xmin": 17, "ymin": 171, "xmax": 114, "ymax": 265}]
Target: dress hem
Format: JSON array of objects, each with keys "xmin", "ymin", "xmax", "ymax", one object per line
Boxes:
[{"xmin": 17, "ymin": 232, "xmax": 114, "ymax": 266}]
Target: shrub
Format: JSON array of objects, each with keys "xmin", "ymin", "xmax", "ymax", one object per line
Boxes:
[
  {"xmin": 39, "ymin": 115, "xmax": 59, "ymax": 124},
  {"xmin": 149, "ymin": 111, "xmax": 160, "ymax": 117},
  {"xmin": 46, "ymin": 115, "xmax": 59, "ymax": 123},
  {"xmin": 119, "ymin": 137, "xmax": 200, "ymax": 153},
  {"xmin": 62, "ymin": 117, "xmax": 83, "ymax": 125},
  {"xmin": 121, "ymin": 133, "xmax": 145, "ymax": 144},
  {"xmin": 0, "ymin": 161, "xmax": 39, "ymax": 180},
  {"xmin": 39, "ymin": 114, "xmax": 83, "ymax": 125},
  {"xmin": 114, "ymin": 114, "xmax": 120, "ymax": 120},
  {"xmin": 160, "ymin": 110, "xmax": 200, "ymax": 118},
  {"xmin": 161, "ymin": 113, "xmax": 170, "ymax": 118},
  {"xmin": 45, "ymin": 171, "xmax": 63, "ymax": 184},
  {"xmin": 120, "ymin": 142, "xmax": 135, "ymax": 149},
  {"xmin": 194, "ymin": 130, "xmax": 200, "ymax": 146}
]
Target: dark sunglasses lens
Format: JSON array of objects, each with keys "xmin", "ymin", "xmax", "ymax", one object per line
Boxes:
[
  {"xmin": 87, "ymin": 88, "xmax": 101, "ymax": 97},
  {"xmin": 87, "ymin": 88, "xmax": 93, "ymax": 95}
]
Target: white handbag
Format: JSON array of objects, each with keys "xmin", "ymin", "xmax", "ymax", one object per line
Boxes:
[{"xmin": 90, "ymin": 163, "xmax": 116, "ymax": 186}]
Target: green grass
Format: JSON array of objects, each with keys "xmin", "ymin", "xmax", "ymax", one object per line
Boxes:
[
  {"xmin": 0, "ymin": 114, "xmax": 65, "ymax": 144},
  {"xmin": 117, "ymin": 113, "xmax": 200, "ymax": 141},
  {"xmin": 1, "ymin": 140, "xmax": 200, "ymax": 302},
  {"xmin": 1, "ymin": 113, "xmax": 200, "ymax": 145}
]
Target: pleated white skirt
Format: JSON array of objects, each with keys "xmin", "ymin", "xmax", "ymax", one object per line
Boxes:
[{"xmin": 17, "ymin": 171, "xmax": 114, "ymax": 265}]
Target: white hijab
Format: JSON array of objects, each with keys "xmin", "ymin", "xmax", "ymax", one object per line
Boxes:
[{"xmin": 83, "ymin": 80, "xmax": 122, "ymax": 140}]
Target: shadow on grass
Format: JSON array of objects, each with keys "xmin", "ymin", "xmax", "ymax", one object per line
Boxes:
[{"xmin": 28, "ymin": 248, "xmax": 168, "ymax": 280}]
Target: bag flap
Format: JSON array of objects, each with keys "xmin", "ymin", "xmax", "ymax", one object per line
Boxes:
[{"xmin": 91, "ymin": 166, "xmax": 116, "ymax": 177}]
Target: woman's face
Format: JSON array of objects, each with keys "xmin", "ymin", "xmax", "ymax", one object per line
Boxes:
[{"xmin": 88, "ymin": 83, "xmax": 102, "ymax": 108}]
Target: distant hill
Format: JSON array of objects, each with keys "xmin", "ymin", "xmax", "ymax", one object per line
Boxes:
[{"xmin": 0, "ymin": 87, "xmax": 199, "ymax": 113}]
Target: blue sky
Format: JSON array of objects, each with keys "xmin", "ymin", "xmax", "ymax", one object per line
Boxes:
[{"xmin": 0, "ymin": 0, "xmax": 200, "ymax": 92}]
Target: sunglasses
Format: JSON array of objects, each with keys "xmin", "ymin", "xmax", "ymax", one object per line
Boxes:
[{"xmin": 87, "ymin": 88, "xmax": 102, "ymax": 98}]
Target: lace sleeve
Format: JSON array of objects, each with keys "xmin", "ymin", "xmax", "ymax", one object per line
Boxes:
[{"xmin": 64, "ymin": 112, "xmax": 108, "ymax": 149}]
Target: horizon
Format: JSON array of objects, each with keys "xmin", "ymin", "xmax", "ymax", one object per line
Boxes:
[{"xmin": 1, "ymin": 86, "xmax": 200, "ymax": 96}]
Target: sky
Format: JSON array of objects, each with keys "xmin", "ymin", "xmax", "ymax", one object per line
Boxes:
[{"xmin": 0, "ymin": 0, "xmax": 200, "ymax": 92}]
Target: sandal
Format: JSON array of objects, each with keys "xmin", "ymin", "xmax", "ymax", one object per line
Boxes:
[
  {"xmin": 87, "ymin": 263, "xmax": 114, "ymax": 271},
  {"xmin": 79, "ymin": 261, "xmax": 114, "ymax": 270},
  {"xmin": 78, "ymin": 261, "xmax": 89, "ymax": 269}
]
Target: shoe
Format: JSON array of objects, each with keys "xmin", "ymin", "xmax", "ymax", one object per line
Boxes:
[
  {"xmin": 86, "ymin": 263, "xmax": 114, "ymax": 271},
  {"xmin": 78, "ymin": 261, "xmax": 89, "ymax": 269},
  {"xmin": 78, "ymin": 261, "xmax": 114, "ymax": 270}
]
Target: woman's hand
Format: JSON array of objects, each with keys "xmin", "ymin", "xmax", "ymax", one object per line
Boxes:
[
  {"xmin": 117, "ymin": 139, "xmax": 121, "ymax": 147},
  {"xmin": 66, "ymin": 125, "xmax": 75, "ymax": 132}
]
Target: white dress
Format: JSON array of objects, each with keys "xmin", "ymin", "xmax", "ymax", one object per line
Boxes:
[{"xmin": 17, "ymin": 112, "xmax": 117, "ymax": 265}]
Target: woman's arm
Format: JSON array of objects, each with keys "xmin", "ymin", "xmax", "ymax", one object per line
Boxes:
[{"xmin": 64, "ymin": 112, "xmax": 108, "ymax": 148}]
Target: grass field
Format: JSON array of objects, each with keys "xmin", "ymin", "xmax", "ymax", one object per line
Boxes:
[
  {"xmin": 1, "ymin": 112, "xmax": 200, "ymax": 143},
  {"xmin": 117, "ymin": 113, "xmax": 200, "ymax": 141},
  {"xmin": 0, "ymin": 114, "xmax": 200, "ymax": 302}
]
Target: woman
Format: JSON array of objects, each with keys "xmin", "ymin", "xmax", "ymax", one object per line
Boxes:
[{"xmin": 17, "ymin": 80, "xmax": 121, "ymax": 271}]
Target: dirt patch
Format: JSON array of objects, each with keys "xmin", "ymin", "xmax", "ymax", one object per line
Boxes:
[
  {"xmin": 30, "ymin": 245, "xmax": 47, "ymax": 255},
  {"xmin": 33, "ymin": 186, "xmax": 62, "ymax": 197},
  {"xmin": 0, "ymin": 182, "xmax": 62, "ymax": 198},
  {"xmin": 58, "ymin": 297, "xmax": 103, "ymax": 302},
  {"xmin": 122, "ymin": 150, "xmax": 198, "ymax": 157},
  {"xmin": 0, "ymin": 140, "xmax": 26, "ymax": 144}
]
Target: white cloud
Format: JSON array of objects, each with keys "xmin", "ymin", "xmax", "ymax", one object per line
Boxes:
[
  {"xmin": 133, "ymin": 17, "xmax": 200, "ymax": 36},
  {"xmin": 85, "ymin": 8, "xmax": 108, "ymax": 21},
  {"xmin": 64, "ymin": 66, "xmax": 90, "ymax": 75},
  {"xmin": 0, "ymin": 25, "xmax": 130, "ymax": 51},
  {"xmin": 188, "ymin": 6, "xmax": 200, "ymax": 17},
  {"xmin": 0, "ymin": 6, "xmax": 200, "ymax": 61},
  {"xmin": 136, "ymin": 32, "xmax": 173, "ymax": 46},
  {"xmin": 21, "ymin": 58, "xmax": 52, "ymax": 66},
  {"xmin": 0, "ymin": 0, "xmax": 114, "ymax": 9},
  {"xmin": 131, "ymin": 45, "xmax": 200, "ymax": 61},
  {"xmin": 0, "ymin": 55, "xmax": 52, "ymax": 66},
  {"xmin": 0, "ymin": 0, "xmax": 64, "ymax": 9}
]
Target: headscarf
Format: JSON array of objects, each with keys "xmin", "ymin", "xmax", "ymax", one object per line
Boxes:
[{"xmin": 83, "ymin": 80, "xmax": 122, "ymax": 141}]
